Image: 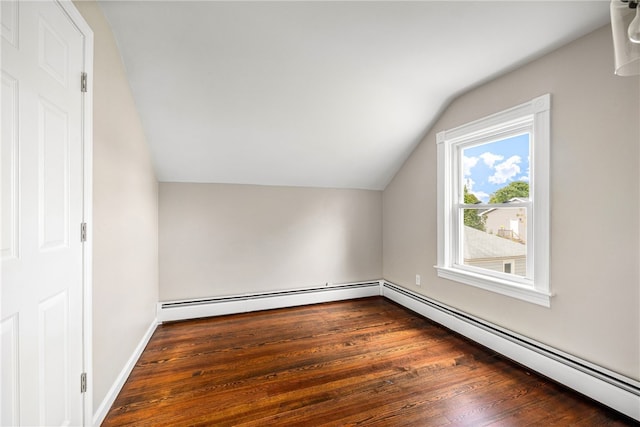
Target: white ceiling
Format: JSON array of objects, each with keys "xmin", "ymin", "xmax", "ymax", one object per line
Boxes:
[{"xmin": 99, "ymin": 1, "xmax": 610, "ymax": 190}]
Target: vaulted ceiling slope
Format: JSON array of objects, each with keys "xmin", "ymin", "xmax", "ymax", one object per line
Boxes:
[{"xmin": 99, "ymin": 1, "xmax": 609, "ymax": 190}]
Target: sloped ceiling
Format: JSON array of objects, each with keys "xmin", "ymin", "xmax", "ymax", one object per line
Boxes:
[{"xmin": 99, "ymin": 1, "xmax": 610, "ymax": 190}]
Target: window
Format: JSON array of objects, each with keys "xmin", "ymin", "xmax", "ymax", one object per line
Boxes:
[
  {"xmin": 436, "ymin": 94, "xmax": 551, "ymax": 307},
  {"xmin": 503, "ymin": 261, "xmax": 514, "ymax": 274}
]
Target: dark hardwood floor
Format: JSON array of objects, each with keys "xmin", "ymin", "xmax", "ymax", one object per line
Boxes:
[{"xmin": 102, "ymin": 297, "xmax": 636, "ymax": 426}]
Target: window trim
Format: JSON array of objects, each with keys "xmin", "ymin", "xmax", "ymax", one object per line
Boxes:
[{"xmin": 435, "ymin": 94, "xmax": 551, "ymax": 307}]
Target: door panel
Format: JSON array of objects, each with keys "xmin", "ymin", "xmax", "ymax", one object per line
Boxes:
[
  {"xmin": 39, "ymin": 290, "xmax": 70, "ymax": 425},
  {"xmin": 38, "ymin": 96, "xmax": 70, "ymax": 251},
  {"xmin": 1, "ymin": 0, "xmax": 19, "ymax": 48},
  {"xmin": 38, "ymin": 17, "xmax": 69, "ymax": 87},
  {"xmin": 1, "ymin": 314, "xmax": 20, "ymax": 426},
  {"xmin": 1, "ymin": 72, "xmax": 19, "ymax": 261}
]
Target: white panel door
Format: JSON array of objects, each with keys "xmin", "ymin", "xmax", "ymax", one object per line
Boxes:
[{"xmin": 1, "ymin": 0, "xmax": 87, "ymax": 425}]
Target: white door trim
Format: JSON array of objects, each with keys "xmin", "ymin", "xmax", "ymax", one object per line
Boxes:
[{"xmin": 55, "ymin": 1, "xmax": 93, "ymax": 424}]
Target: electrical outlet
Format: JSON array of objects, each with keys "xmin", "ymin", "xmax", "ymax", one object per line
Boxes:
[{"xmin": 415, "ymin": 274, "xmax": 421, "ymax": 286}]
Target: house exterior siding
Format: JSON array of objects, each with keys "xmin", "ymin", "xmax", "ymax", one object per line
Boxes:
[{"xmin": 465, "ymin": 256, "xmax": 526, "ymax": 277}]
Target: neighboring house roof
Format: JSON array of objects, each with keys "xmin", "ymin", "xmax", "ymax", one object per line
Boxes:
[
  {"xmin": 463, "ymin": 226, "xmax": 526, "ymax": 260},
  {"xmin": 480, "ymin": 197, "xmax": 528, "ymax": 216}
]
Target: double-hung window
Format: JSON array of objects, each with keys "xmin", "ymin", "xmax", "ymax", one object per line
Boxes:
[{"xmin": 435, "ymin": 94, "xmax": 551, "ymax": 307}]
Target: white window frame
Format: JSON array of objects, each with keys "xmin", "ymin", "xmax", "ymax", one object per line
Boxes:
[{"xmin": 435, "ymin": 94, "xmax": 551, "ymax": 307}]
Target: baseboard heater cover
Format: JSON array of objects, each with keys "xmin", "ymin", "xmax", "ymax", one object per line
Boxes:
[
  {"xmin": 155, "ymin": 279, "xmax": 638, "ymax": 420},
  {"xmin": 157, "ymin": 281, "xmax": 382, "ymax": 322},
  {"xmin": 382, "ymin": 281, "xmax": 640, "ymax": 421}
]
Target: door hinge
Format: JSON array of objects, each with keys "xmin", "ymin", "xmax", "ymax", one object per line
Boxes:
[
  {"xmin": 80, "ymin": 222, "xmax": 87, "ymax": 242},
  {"xmin": 80, "ymin": 372, "xmax": 87, "ymax": 393},
  {"xmin": 81, "ymin": 72, "xmax": 87, "ymax": 93}
]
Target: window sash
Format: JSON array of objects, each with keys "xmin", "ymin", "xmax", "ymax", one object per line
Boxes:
[
  {"xmin": 453, "ymin": 203, "xmax": 532, "ymax": 283},
  {"xmin": 455, "ymin": 129, "xmax": 532, "ymax": 205}
]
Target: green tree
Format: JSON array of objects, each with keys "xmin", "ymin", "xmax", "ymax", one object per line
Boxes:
[
  {"xmin": 489, "ymin": 181, "xmax": 529, "ymax": 204},
  {"xmin": 463, "ymin": 187, "xmax": 486, "ymax": 231}
]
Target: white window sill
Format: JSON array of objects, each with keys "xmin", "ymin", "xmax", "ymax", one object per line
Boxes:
[{"xmin": 435, "ymin": 266, "xmax": 552, "ymax": 307}]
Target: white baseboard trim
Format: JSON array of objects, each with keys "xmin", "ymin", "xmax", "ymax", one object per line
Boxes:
[
  {"xmin": 382, "ymin": 281, "xmax": 640, "ymax": 421},
  {"xmin": 157, "ymin": 281, "xmax": 382, "ymax": 323},
  {"xmin": 92, "ymin": 318, "xmax": 159, "ymax": 427}
]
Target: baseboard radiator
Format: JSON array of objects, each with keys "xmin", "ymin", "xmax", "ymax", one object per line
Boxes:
[
  {"xmin": 156, "ymin": 279, "xmax": 639, "ymax": 421},
  {"xmin": 381, "ymin": 281, "xmax": 640, "ymax": 421},
  {"xmin": 157, "ymin": 281, "xmax": 381, "ymax": 322}
]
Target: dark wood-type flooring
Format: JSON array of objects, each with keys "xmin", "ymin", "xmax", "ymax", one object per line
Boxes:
[{"xmin": 102, "ymin": 297, "xmax": 636, "ymax": 426}]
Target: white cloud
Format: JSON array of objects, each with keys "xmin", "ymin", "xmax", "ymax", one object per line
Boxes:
[
  {"xmin": 488, "ymin": 155, "xmax": 521, "ymax": 184},
  {"xmin": 518, "ymin": 175, "xmax": 530, "ymax": 182},
  {"xmin": 462, "ymin": 156, "xmax": 479, "ymax": 176},
  {"xmin": 479, "ymin": 152, "xmax": 504, "ymax": 168},
  {"xmin": 472, "ymin": 191, "xmax": 490, "ymax": 203}
]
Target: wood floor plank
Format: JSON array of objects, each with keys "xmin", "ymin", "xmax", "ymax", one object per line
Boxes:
[{"xmin": 101, "ymin": 297, "xmax": 636, "ymax": 426}]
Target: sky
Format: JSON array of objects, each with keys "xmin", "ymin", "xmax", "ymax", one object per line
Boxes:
[{"xmin": 461, "ymin": 133, "xmax": 530, "ymax": 203}]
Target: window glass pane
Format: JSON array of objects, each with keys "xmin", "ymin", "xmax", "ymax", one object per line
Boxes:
[
  {"xmin": 462, "ymin": 207, "xmax": 527, "ymax": 277},
  {"xmin": 461, "ymin": 134, "xmax": 530, "ymax": 204}
]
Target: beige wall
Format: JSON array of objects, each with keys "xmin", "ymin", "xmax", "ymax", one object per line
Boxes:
[
  {"xmin": 383, "ymin": 25, "xmax": 640, "ymax": 381},
  {"xmin": 159, "ymin": 183, "xmax": 381, "ymax": 301},
  {"xmin": 74, "ymin": 0, "xmax": 159, "ymax": 414}
]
